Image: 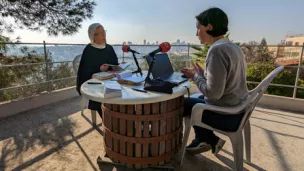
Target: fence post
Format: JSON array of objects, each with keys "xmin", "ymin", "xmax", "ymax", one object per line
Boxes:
[
  {"xmin": 43, "ymin": 41, "xmax": 50, "ymax": 93},
  {"xmin": 293, "ymin": 46, "xmax": 304, "ymax": 98},
  {"xmin": 187, "ymin": 43, "xmax": 190, "ymax": 67}
]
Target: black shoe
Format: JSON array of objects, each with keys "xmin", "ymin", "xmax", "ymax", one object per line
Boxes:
[
  {"xmin": 211, "ymin": 138, "xmax": 226, "ymax": 155},
  {"xmin": 186, "ymin": 138, "xmax": 211, "ymax": 155}
]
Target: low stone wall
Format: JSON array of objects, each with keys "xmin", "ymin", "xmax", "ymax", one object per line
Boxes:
[{"xmin": 0, "ymin": 86, "xmax": 79, "ymax": 119}]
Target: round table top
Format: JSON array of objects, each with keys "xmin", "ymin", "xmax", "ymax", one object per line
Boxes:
[{"xmin": 80, "ymin": 74, "xmax": 191, "ymax": 105}]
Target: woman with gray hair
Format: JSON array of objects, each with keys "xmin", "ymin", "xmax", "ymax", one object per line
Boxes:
[{"xmin": 76, "ymin": 23, "xmax": 119, "ymax": 117}]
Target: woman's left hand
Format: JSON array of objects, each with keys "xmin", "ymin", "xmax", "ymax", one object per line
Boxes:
[{"xmin": 100, "ymin": 64, "xmax": 109, "ymax": 71}]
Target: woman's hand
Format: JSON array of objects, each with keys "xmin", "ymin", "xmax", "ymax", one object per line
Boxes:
[
  {"xmin": 100, "ymin": 64, "xmax": 109, "ymax": 72},
  {"xmin": 181, "ymin": 62, "xmax": 204, "ymax": 79},
  {"xmin": 180, "ymin": 67, "xmax": 196, "ymax": 78},
  {"xmin": 192, "ymin": 61, "xmax": 204, "ymax": 73}
]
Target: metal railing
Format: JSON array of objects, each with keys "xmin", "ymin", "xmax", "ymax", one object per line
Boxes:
[{"xmin": 1, "ymin": 41, "xmax": 304, "ymax": 102}]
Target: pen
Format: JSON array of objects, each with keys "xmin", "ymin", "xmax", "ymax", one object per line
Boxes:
[
  {"xmin": 132, "ymin": 88, "xmax": 147, "ymax": 93},
  {"xmin": 88, "ymin": 82, "xmax": 102, "ymax": 84}
]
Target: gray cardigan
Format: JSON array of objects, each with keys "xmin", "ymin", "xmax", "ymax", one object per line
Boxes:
[{"xmin": 193, "ymin": 38, "xmax": 249, "ymax": 106}]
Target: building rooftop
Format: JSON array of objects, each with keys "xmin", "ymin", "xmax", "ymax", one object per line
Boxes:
[
  {"xmin": 286, "ymin": 34, "xmax": 304, "ymax": 38},
  {"xmin": 0, "ymin": 95, "xmax": 303, "ymax": 171}
]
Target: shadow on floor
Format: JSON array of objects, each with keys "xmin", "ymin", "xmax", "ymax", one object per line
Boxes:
[
  {"xmin": 221, "ymin": 149, "xmax": 266, "ymax": 171},
  {"xmin": 0, "ymin": 97, "xmax": 103, "ymax": 171}
]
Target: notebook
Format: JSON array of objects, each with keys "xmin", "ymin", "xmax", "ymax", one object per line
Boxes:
[{"xmin": 92, "ymin": 72, "xmax": 115, "ymax": 80}]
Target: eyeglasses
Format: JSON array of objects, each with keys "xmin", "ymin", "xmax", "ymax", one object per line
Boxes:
[{"xmin": 94, "ymin": 30, "xmax": 107, "ymax": 36}]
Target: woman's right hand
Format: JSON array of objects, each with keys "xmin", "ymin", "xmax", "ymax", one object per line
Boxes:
[
  {"xmin": 180, "ymin": 67, "xmax": 195, "ymax": 78},
  {"xmin": 100, "ymin": 64, "xmax": 109, "ymax": 72}
]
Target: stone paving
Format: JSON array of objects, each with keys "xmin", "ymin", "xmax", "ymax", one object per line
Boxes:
[{"xmin": 1, "ymin": 96, "xmax": 304, "ymax": 171}]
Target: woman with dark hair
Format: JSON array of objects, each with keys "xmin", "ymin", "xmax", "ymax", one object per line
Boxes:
[
  {"xmin": 181, "ymin": 7, "xmax": 249, "ymax": 155},
  {"xmin": 76, "ymin": 23, "xmax": 119, "ymax": 117}
]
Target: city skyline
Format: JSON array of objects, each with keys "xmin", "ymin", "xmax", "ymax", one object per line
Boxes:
[
  {"xmin": 3, "ymin": 0, "xmax": 304, "ymax": 45},
  {"xmin": 122, "ymin": 39, "xmax": 190, "ymax": 45}
]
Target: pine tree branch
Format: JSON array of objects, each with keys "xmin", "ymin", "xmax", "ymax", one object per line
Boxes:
[{"xmin": 37, "ymin": 0, "xmax": 61, "ymax": 13}]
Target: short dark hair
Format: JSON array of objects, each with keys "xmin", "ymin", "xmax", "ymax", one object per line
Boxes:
[{"xmin": 196, "ymin": 7, "xmax": 228, "ymax": 37}]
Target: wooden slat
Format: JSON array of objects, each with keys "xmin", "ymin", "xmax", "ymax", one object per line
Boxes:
[
  {"xmin": 159, "ymin": 101, "xmax": 167, "ymax": 165},
  {"xmin": 165, "ymin": 100, "xmax": 173, "ymax": 162},
  {"xmin": 127, "ymin": 105, "xmax": 134, "ymax": 168},
  {"xmin": 119, "ymin": 105, "xmax": 126, "ymax": 164},
  {"xmin": 142, "ymin": 104, "xmax": 151, "ymax": 168},
  {"xmin": 180, "ymin": 96, "xmax": 184, "ymax": 145},
  {"xmin": 135, "ymin": 104, "xmax": 143, "ymax": 169},
  {"xmin": 172, "ymin": 99, "xmax": 177, "ymax": 150},
  {"xmin": 104, "ymin": 104, "xmax": 113, "ymax": 160},
  {"xmin": 112, "ymin": 105, "xmax": 119, "ymax": 163},
  {"xmin": 176, "ymin": 97, "xmax": 181, "ymax": 146},
  {"xmin": 151, "ymin": 102, "xmax": 160, "ymax": 164}
]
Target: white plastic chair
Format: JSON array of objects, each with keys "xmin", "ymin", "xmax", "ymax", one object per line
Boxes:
[
  {"xmin": 73, "ymin": 54, "xmax": 97, "ymax": 126},
  {"xmin": 179, "ymin": 66, "xmax": 284, "ymax": 171}
]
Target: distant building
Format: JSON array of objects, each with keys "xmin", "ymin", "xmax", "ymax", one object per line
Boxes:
[
  {"xmin": 122, "ymin": 41, "xmax": 126, "ymax": 45},
  {"xmin": 127, "ymin": 41, "xmax": 132, "ymax": 45},
  {"xmin": 177, "ymin": 39, "xmax": 180, "ymax": 44},
  {"xmin": 270, "ymin": 34, "xmax": 304, "ymax": 66},
  {"xmin": 144, "ymin": 39, "xmax": 146, "ymax": 45},
  {"xmin": 284, "ymin": 34, "xmax": 304, "ymax": 46},
  {"xmin": 156, "ymin": 41, "xmax": 158, "ymax": 45}
]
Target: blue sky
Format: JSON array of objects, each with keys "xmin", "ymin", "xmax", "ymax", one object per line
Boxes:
[{"xmin": 7, "ymin": 0, "xmax": 304, "ymax": 45}]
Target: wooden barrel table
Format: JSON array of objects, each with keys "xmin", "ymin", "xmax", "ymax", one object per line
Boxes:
[
  {"xmin": 101, "ymin": 96, "xmax": 184, "ymax": 169},
  {"xmin": 80, "ymin": 75, "xmax": 190, "ymax": 169}
]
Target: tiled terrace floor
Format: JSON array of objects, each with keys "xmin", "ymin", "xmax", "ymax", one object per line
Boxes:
[{"xmin": 0, "ymin": 96, "xmax": 304, "ymax": 171}]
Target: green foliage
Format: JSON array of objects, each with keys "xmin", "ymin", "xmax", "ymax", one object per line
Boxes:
[
  {"xmin": 0, "ymin": 0, "xmax": 96, "ymax": 36},
  {"xmin": 246, "ymin": 63, "xmax": 304, "ymax": 97},
  {"xmin": 0, "ymin": 46, "xmax": 75, "ymax": 102},
  {"xmin": 241, "ymin": 38, "xmax": 275, "ymax": 63}
]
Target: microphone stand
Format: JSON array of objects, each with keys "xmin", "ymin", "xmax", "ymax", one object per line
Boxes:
[
  {"xmin": 131, "ymin": 52, "xmax": 143, "ymax": 76},
  {"xmin": 144, "ymin": 54, "xmax": 156, "ymax": 86}
]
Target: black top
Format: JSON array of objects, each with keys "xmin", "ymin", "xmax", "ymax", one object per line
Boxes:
[{"xmin": 76, "ymin": 44, "xmax": 119, "ymax": 95}]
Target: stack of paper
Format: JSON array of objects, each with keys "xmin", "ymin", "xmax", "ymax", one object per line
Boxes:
[
  {"xmin": 103, "ymin": 81, "xmax": 122, "ymax": 98},
  {"xmin": 116, "ymin": 71, "xmax": 145, "ymax": 84}
]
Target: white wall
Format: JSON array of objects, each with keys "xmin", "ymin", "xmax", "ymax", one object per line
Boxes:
[{"xmin": 0, "ymin": 87, "xmax": 79, "ymax": 119}]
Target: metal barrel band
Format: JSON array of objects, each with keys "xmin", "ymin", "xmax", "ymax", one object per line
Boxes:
[
  {"xmin": 102, "ymin": 126, "xmax": 183, "ymax": 144},
  {"xmin": 101, "ymin": 105, "xmax": 181, "ymax": 121},
  {"xmin": 105, "ymin": 145, "xmax": 181, "ymax": 165}
]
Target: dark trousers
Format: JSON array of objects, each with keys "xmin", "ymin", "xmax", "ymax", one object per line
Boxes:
[
  {"xmin": 183, "ymin": 95, "xmax": 244, "ymax": 146},
  {"xmin": 88, "ymin": 100, "xmax": 103, "ymax": 118}
]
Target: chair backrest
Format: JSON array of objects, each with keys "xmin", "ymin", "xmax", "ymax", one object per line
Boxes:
[
  {"xmin": 73, "ymin": 54, "xmax": 82, "ymax": 74},
  {"xmin": 238, "ymin": 66, "xmax": 285, "ymax": 130}
]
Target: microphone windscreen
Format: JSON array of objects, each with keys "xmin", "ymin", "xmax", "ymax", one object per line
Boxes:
[
  {"xmin": 159, "ymin": 42, "xmax": 171, "ymax": 53},
  {"xmin": 122, "ymin": 45, "xmax": 130, "ymax": 52}
]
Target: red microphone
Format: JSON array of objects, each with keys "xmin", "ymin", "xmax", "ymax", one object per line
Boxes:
[
  {"xmin": 122, "ymin": 45, "xmax": 140, "ymax": 54},
  {"xmin": 148, "ymin": 42, "xmax": 171, "ymax": 56}
]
